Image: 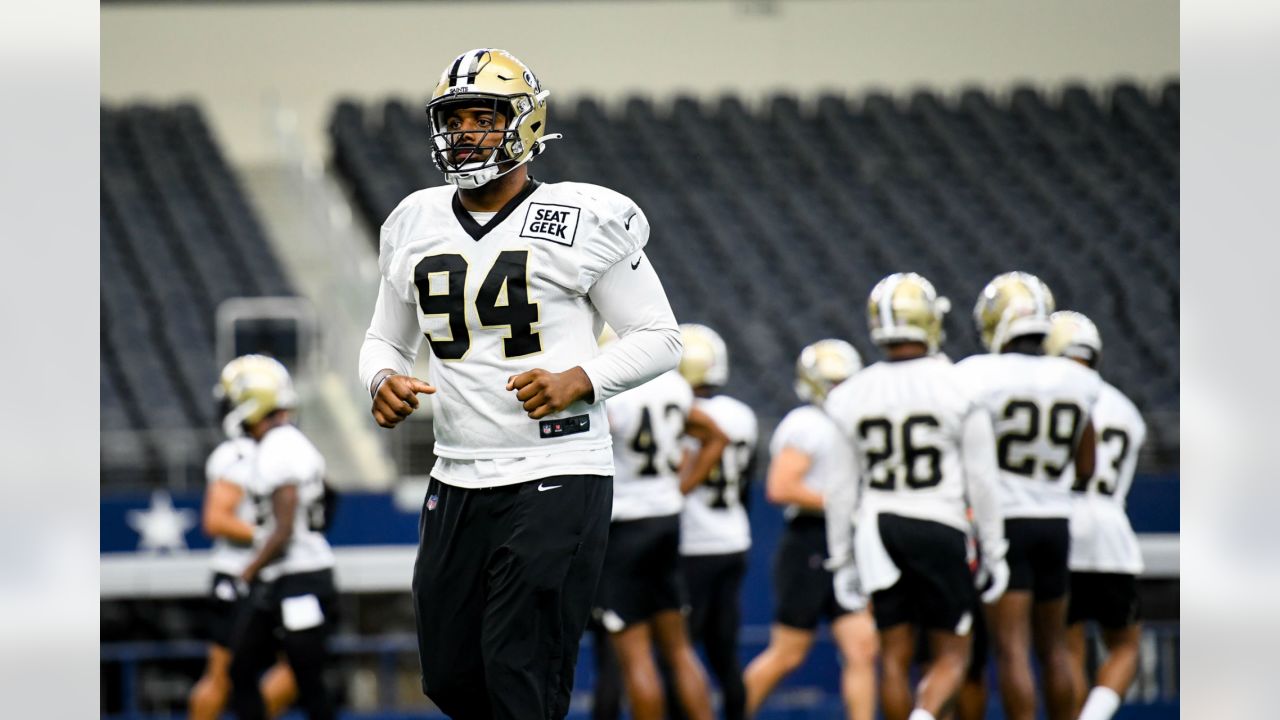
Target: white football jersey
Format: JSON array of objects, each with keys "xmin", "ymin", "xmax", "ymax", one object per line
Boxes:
[
  {"xmin": 824, "ymin": 356, "xmax": 979, "ymax": 533},
  {"xmin": 378, "ymin": 181, "xmax": 648, "ymax": 462},
  {"xmin": 680, "ymin": 394, "xmax": 758, "ymax": 556},
  {"xmin": 205, "ymin": 438, "xmax": 257, "ymax": 576},
  {"xmin": 250, "ymin": 425, "xmax": 335, "ymax": 582},
  {"xmin": 769, "ymin": 404, "xmax": 850, "ymax": 520},
  {"xmin": 608, "ymin": 370, "xmax": 694, "ymax": 521},
  {"xmin": 1069, "ymin": 380, "xmax": 1148, "ymax": 573},
  {"xmin": 956, "ymin": 353, "xmax": 1102, "ymax": 518}
]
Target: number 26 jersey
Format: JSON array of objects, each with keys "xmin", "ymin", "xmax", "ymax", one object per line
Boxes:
[{"xmin": 377, "ymin": 180, "xmax": 648, "ymax": 461}]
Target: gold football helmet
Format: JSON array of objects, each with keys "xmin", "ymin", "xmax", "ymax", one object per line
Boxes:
[
  {"xmin": 1045, "ymin": 310, "xmax": 1102, "ymax": 366},
  {"xmin": 215, "ymin": 354, "xmax": 297, "ymax": 437},
  {"xmin": 679, "ymin": 323, "xmax": 729, "ymax": 388},
  {"xmin": 972, "ymin": 271, "xmax": 1056, "ymax": 352},
  {"xmin": 867, "ymin": 272, "xmax": 951, "ymax": 352},
  {"xmin": 794, "ymin": 339, "xmax": 862, "ymax": 405},
  {"xmin": 426, "ymin": 48, "xmax": 560, "ymax": 189}
]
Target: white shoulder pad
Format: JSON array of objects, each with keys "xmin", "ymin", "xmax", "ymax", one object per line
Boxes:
[
  {"xmin": 205, "ymin": 439, "xmax": 252, "ymax": 486},
  {"xmin": 544, "ymin": 182, "xmax": 649, "ymax": 292},
  {"xmin": 378, "ymin": 187, "xmax": 453, "ymax": 301}
]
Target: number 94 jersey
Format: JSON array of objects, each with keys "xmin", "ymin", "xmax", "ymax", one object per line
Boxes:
[
  {"xmin": 956, "ymin": 353, "xmax": 1102, "ymax": 519},
  {"xmin": 378, "ymin": 181, "xmax": 648, "ymax": 460},
  {"xmin": 607, "ymin": 370, "xmax": 694, "ymax": 522},
  {"xmin": 824, "ymin": 355, "xmax": 984, "ymax": 533}
]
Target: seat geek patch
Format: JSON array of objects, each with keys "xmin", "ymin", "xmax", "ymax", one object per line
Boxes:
[{"xmin": 521, "ymin": 203, "xmax": 580, "ymax": 246}]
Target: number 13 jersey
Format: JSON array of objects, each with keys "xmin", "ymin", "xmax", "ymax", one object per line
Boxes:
[{"xmin": 376, "ymin": 180, "xmax": 648, "ymax": 461}]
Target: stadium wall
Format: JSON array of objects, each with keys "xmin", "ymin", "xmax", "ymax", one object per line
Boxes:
[{"xmin": 102, "ymin": 0, "xmax": 1178, "ymax": 166}]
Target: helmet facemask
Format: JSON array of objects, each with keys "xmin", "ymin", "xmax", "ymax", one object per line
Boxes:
[{"xmin": 426, "ymin": 49, "xmax": 560, "ymax": 189}]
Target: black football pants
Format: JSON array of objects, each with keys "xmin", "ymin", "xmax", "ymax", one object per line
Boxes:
[
  {"xmin": 413, "ymin": 474, "xmax": 613, "ymax": 720},
  {"xmin": 228, "ymin": 569, "xmax": 336, "ymax": 720}
]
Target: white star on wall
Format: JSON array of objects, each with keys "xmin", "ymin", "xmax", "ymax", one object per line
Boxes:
[{"xmin": 126, "ymin": 491, "xmax": 197, "ymax": 553}]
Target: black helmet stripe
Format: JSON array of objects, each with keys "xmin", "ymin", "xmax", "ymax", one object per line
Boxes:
[
  {"xmin": 466, "ymin": 49, "xmax": 489, "ymax": 83},
  {"xmin": 447, "ymin": 52, "xmax": 466, "ymax": 87}
]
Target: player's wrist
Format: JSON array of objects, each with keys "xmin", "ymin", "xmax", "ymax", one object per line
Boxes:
[
  {"xmin": 370, "ymin": 368, "xmax": 396, "ymax": 399},
  {"xmin": 565, "ymin": 366, "xmax": 595, "ymax": 404}
]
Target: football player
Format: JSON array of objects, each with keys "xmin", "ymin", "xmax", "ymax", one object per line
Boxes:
[
  {"xmin": 673, "ymin": 323, "xmax": 759, "ymax": 720},
  {"xmin": 1045, "ymin": 311, "xmax": 1147, "ymax": 720},
  {"xmin": 221, "ymin": 356, "xmax": 337, "ymax": 720},
  {"xmin": 743, "ymin": 340, "xmax": 879, "ymax": 720},
  {"xmin": 593, "ymin": 328, "xmax": 727, "ymax": 720},
  {"xmin": 357, "ymin": 48, "xmax": 682, "ymax": 720},
  {"xmin": 188, "ymin": 370, "xmax": 296, "ymax": 720},
  {"xmin": 824, "ymin": 273, "xmax": 1008, "ymax": 720},
  {"xmin": 956, "ymin": 272, "xmax": 1102, "ymax": 720}
]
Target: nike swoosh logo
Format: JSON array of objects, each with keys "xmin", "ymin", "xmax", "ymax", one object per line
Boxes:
[
  {"xmin": 496, "ymin": 74, "xmax": 517, "ymax": 81},
  {"xmin": 537, "ymin": 483, "xmax": 563, "ymax": 492},
  {"xmin": 630, "ymin": 256, "xmax": 642, "ymax": 270},
  {"xmin": 625, "ymin": 212, "xmax": 636, "ymax": 230}
]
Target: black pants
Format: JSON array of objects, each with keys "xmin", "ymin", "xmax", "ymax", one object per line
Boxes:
[
  {"xmin": 669, "ymin": 552, "xmax": 748, "ymax": 720},
  {"xmin": 229, "ymin": 569, "xmax": 336, "ymax": 720},
  {"xmin": 413, "ymin": 474, "xmax": 613, "ymax": 720}
]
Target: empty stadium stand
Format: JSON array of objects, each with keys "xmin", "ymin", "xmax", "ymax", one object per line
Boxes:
[
  {"xmin": 329, "ymin": 81, "xmax": 1179, "ymax": 463},
  {"xmin": 101, "ymin": 103, "xmax": 297, "ymax": 486}
]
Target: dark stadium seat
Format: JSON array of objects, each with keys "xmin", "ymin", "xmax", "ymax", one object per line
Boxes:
[
  {"xmin": 327, "ymin": 81, "xmax": 1179, "ymax": 454},
  {"xmin": 101, "ymin": 102, "xmax": 300, "ymax": 488}
]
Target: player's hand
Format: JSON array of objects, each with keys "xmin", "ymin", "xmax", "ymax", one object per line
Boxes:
[
  {"xmin": 506, "ymin": 367, "xmax": 594, "ymax": 419},
  {"xmin": 833, "ymin": 564, "xmax": 867, "ymax": 613},
  {"xmin": 372, "ymin": 375, "xmax": 436, "ymax": 428},
  {"xmin": 977, "ymin": 556, "xmax": 1010, "ymax": 604}
]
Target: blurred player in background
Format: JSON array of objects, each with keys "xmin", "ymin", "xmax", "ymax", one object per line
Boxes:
[
  {"xmin": 957, "ymin": 273, "xmax": 1101, "ymax": 720},
  {"xmin": 824, "ymin": 274, "xmax": 1008, "ymax": 720},
  {"xmin": 743, "ymin": 340, "xmax": 878, "ymax": 720},
  {"xmin": 1045, "ymin": 311, "xmax": 1147, "ymax": 720},
  {"xmin": 357, "ymin": 48, "xmax": 683, "ymax": 720},
  {"xmin": 188, "ymin": 370, "xmax": 297, "ymax": 720},
  {"xmin": 220, "ymin": 355, "xmax": 337, "ymax": 720},
  {"xmin": 673, "ymin": 323, "xmax": 759, "ymax": 720},
  {"xmin": 593, "ymin": 325, "xmax": 726, "ymax": 720}
]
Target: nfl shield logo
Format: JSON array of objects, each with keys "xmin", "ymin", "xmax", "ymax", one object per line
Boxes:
[{"xmin": 427, "ymin": 494, "xmax": 438, "ymax": 511}]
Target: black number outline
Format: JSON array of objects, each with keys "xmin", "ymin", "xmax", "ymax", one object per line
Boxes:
[{"xmin": 413, "ymin": 252, "xmax": 544, "ymax": 361}]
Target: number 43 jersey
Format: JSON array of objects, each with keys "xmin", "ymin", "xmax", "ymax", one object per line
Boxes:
[
  {"xmin": 607, "ymin": 370, "xmax": 694, "ymax": 522},
  {"xmin": 824, "ymin": 355, "xmax": 986, "ymax": 534},
  {"xmin": 376, "ymin": 180, "xmax": 648, "ymax": 461},
  {"xmin": 956, "ymin": 353, "xmax": 1102, "ymax": 519}
]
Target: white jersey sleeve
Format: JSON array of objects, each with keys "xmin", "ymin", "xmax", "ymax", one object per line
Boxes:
[
  {"xmin": 608, "ymin": 370, "xmax": 693, "ymax": 521},
  {"xmin": 956, "ymin": 353, "xmax": 1102, "ymax": 518},
  {"xmin": 1069, "ymin": 381, "xmax": 1148, "ymax": 573},
  {"xmin": 769, "ymin": 405, "xmax": 846, "ymax": 519},
  {"xmin": 680, "ymin": 395, "xmax": 758, "ymax": 555},
  {"xmin": 205, "ymin": 438, "xmax": 258, "ymax": 576},
  {"xmin": 251, "ymin": 425, "xmax": 335, "ymax": 581},
  {"xmin": 360, "ymin": 181, "xmax": 680, "ymax": 477}
]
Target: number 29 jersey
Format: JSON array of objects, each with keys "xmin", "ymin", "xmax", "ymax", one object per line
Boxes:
[
  {"xmin": 378, "ymin": 180, "xmax": 648, "ymax": 461},
  {"xmin": 824, "ymin": 355, "xmax": 980, "ymax": 533},
  {"xmin": 956, "ymin": 353, "xmax": 1102, "ymax": 519}
]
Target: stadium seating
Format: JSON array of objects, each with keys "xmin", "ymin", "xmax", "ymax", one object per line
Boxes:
[
  {"xmin": 329, "ymin": 81, "xmax": 1179, "ymax": 441},
  {"xmin": 101, "ymin": 103, "xmax": 296, "ymax": 486}
]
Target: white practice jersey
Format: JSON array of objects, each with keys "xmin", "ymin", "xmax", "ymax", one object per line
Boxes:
[
  {"xmin": 372, "ymin": 181, "xmax": 656, "ymax": 464},
  {"xmin": 826, "ymin": 356, "xmax": 982, "ymax": 532},
  {"xmin": 769, "ymin": 404, "xmax": 850, "ymax": 520},
  {"xmin": 1069, "ymin": 381, "xmax": 1148, "ymax": 573},
  {"xmin": 957, "ymin": 353, "xmax": 1102, "ymax": 518},
  {"xmin": 250, "ymin": 425, "xmax": 335, "ymax": 582},
  {"xmin": 608, "ymin": 370, "xmax": 694, "ymax": 521},
  {"xmin": 205, "ymin": 438, "xmax": 257, "ymax": 576},
  {"xmin": 680, "ymin": 394, "xmax": 758, "ymax": 556}
]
